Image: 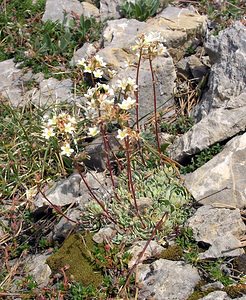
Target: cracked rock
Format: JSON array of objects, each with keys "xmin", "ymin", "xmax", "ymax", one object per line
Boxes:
[{"xmin": 187, "ymin": 205, "xmax": 246, "ymax": 259}]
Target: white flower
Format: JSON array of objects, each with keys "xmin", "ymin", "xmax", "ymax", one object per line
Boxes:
[
  {"xmin": 84, "ymin": 87, "xmax": 95, "ymax": 98},
  {"xmin": 26, "ymin": 187, "xmax": 37, "ymax": 200},
  {"xmin": 61, "ymin": 143, "xmax": 74, "ymax": 156},
  {"xmin": 58, "ymin": 112, "xmax": 67, "ymax": 119},
  {"xmin": 116, "ymin": 128, "xmax": 129, "ymax": 140},
  {"xmin": 108, "ymin": 69, "xmax": 117, "ymax": 77},
  {"xmin": 64, "ymin": 122, "xmax": 75, "ymax": 134},
  {"xmin": 47, "ymin": 115, "xmax": 57, "ymax": 126},
  {"xmin": 84, "ymin": 65, "xmax": 92, "ymax": 73},
  {"xmin": 88, "ymin": 126, "xmax": 100, "ymax": 137},
  {"xmin": 127, "ymin": 77, "xmax": 138, "ymax": 91},
  {"xmin": 94, "ymin": 55, "xmax": 106, "ymax": 67},
  {"xmin": 68, "ymin": 116, "xmax": 77, "ymax": 124},
  {"xmin": 156, "ymin": 43, "xmax": 166, "ymax": 56},
  {"xmin": 77, "ymin": 58, "xmax": 86, "ymax": 67},
  {"xmin": 42, "ymin": 127, "xmax": 55, "ymax": 139},
  {"xmin": 117, "ymin": 78, "xmax": 128, "ymax": 90},
  {"xmin": 118, "ymin": 97, "xmax": 136, "ymax": 110},
  {"xmin": 93, "ymin": 69, "xmax": 104, "ymax": 78}
]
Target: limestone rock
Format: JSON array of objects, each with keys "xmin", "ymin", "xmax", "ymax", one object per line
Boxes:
[
  {"xmin": 176, "ymin": 55, "xmax": 209, "ymax": 80},
  {"xmin": 70, "ymin": 43, "xmax": 97, "ymax": 66},
  {"xmin": 80, "ymin": 2, "xmax": 100, "ymax": 19},
  {"xmin": 138, "ymin": 259, "xmax": 200, "ymax": 300},
  {"xmin": 146, "ymin": 6, "xmax": 207, "ymax": 48},
  {"xmin": 195, "ymin": 22, "xmax": 246, "ymax": 118},
  {"xmin": 93, "ymin": 226, "xmax": 117, "ymax": 244},
  {"xmin": 110, "ymin": 52, "xmax": 176, "ymax": 122},
  {"xmin": 25, "ymin": 254, "xmax": 52, "ymax": 287},
  {"xmin": 103, "ymin": 7, "xmax": 207, "ymax": 50},
  {"xmin": 103, "ymin": 18, "xmax": 146, "ymax": 49},
  {"xmin": 42, "ymin": 0, "xmax": 84, "ymax": 23},
  {"xmin": 128, "ymin": 241, "xmax": 163, "ymax": 268},
  {"xmin": 187, "ymin": 205, "xmax": 246, "ymax": 259},
  {"xmin": 35, "ymin": 171, "xmax": 111, "ymax": 208},
  {"xmin": 0, "ymin": 59, "xmax": 25, "ymax": 106},
  {"xmin": 100, "ymin": 0, "xmax": 123, "ymax": 21},
  {"xmin": 199, "ymin": 291, "xmax": 231, "ymax": 300},
  {"xmin": 188, "ymin": 55, "xmax": 209, "ymax": 80},
  {"xmin": 184, "ymin": 133, "xmax": 246, "ymax": 208},
  {"xmin": 96, "ymin": 47, "xmax": 135, "ymax": 71},
  {"xmin": 30, "ymin": 78, "xmax": 74, "ymax": 106},
  {"xmin": 83, "ymin": 133, "xmax": 121, "ymax": 171},
  {"xmin": 52, "ymin": 208, "xmax": 81, "ymax": 241},
  {"xmin": 169, "ymin": 94, "xmax": 246, "ymax": 162},
  {"xmin": 42, "ymin": 0, "xmax": 100, "ymax": 22}
]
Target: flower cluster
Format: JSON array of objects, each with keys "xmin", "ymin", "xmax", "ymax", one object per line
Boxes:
[
  {"xmin": 84, "ymin": 77, "xmax": 138, "ymax": 142},
  {"xmin": 78, "ymin": 55, "xmax": 107, "ymax": 79},
  {"xmin": 132, "ymin": 32, "xmax": 166, "ymax": 57},
  {"xmin": 42, "ymin": 112, "xmax": 77, "ymax": 156}
]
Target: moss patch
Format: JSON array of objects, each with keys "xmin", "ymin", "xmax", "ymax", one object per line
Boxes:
[
  {"xmin": 47, "ymin": 232, "xmax": 103, "ymax": 287},
  {"xmin": 158, "ymin": 244, "xmax": 183, "ymax": 260}
]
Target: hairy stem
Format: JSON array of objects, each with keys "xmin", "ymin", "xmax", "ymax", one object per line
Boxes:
[
  {"xmin": 124, "ymin": 137, "xmax": 145, "ymax": 228},
  {"xmin": 75, "ymin": 163, "xmax": 117, "ymax": 225},
  {"xmin": 120, "ymin": 212, "xmax": 168, "ymax": 296},
  {"xmin": 100, "ymin": 124, "xmax": 121, "ymax": 202},
  {"xmin": 149, "ymin": 56, "xmax": 161, "ymax": 154}
]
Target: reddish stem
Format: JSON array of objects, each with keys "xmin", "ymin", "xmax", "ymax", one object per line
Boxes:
[
  {"xmin": 149, "ymin": 56, "xmax": 161, "ymax": 154},
  {"xmin": 124, "ymin": 137, "xmax": 145, "ymax": 228},
  {"xmin": 37, "ymin": 185, "xmax": 78, "ymax": 224},
  {"xmin": 75, "ymin": 164, "xmax": 117, "ymax": 225},
  {"xmin": 135, "ymin": 48, "xmax": 142, "ymax": 133},
  {"xmin": 120, "ymin": 212, "xmax": 168, "ymax": 296},
  {"xmin": 100, "ymin": 124, "xmax": 121, "ymax": 202}
]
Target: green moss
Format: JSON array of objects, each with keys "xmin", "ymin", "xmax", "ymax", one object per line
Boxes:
[
  {"xmin": 47, "ymin": 232, "xmax": 103, "ymax": 287},
  {"xmin": 187, "ymin": 282, "xmax": 216, "ymax": 300},
  {"xmin": 158, "ymin": 244, "xmax": 183, "ymax": 260}
]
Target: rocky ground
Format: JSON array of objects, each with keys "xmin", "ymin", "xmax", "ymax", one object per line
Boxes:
[{"xmin": 0, "ymin": 0, "xmax": 245, "ymax": 299}]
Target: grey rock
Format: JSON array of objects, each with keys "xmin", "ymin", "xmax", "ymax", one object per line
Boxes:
[
  {"xmin": 42, "ymin": 0, "xmax": 84, "ymax": 23},
  {"xmin": 184, "ymin": 133, "xmax": 246, "ymax": 208},
  {"xmin": 103, "ymin": 7, "xmax": 207, "ymax": 50},
  {"xmin": 83, "ymin": 133, "xmax": 121, "ymax": 171},
  {"xmin": 110, "ymin": 52, "xmax": 176, "ymax": 122},
  {"xmin": 195, "ymin": 22, "xmax": 246, "ymax": 118},
  {"xmin": 169, "ymin": 93, "xmax": 246, "ymax": 162},
  {"xmin": 96, "ymin": 47, "xmax": 135, "ymax": 71},
  {"xmin": 200, "ymin": 281, "xmax": 224, "ymax": 291},
  {"xmin": 176, "ymin": 57, "xmax": 191, "ymax": 77},
  {"xmin": 188, "ymin": 55, "xmax": 209, "ymax": 80},
  {"xmin": 70, "ymin": 42, "xmax": 97, "ymax": 66},
  {"xmin": 103, "ymin": 18, "xmax": 146, "ymax": 49},
  {"xmin": 35, "ymin": 171, "xmax": 111, "ymax": 208},
  {"xmin": 176, "ymin": 55, "xmax": 209, "ymax": 80},
  {"xmin": 52, "ymin": 208, "xmax": 81, "ymax": 241},
  {"xmin": 25, "ymin": 254, "xmax": 52, "ymax": 287},
  {"xmin": 30, "ymin": 77, "xmax": 74, "ymax": 106},
  {"xmin": 128, "ymin": 241, "xmax": 163, "ymax": 268},
  {"xmin": 93, "ymin": 226, "xmax": 117, "ymax": 244},
  {"xmin": 100, "ymin": 0, "xmax": 123, "ymax": 21},
  {"xmin": 0, "ymin": 59, "xmax": 25, "ymax": 106},
  {"xmin": 146, "ymin": 6, "xmax": 207, "ymax": 48},
  {"xmin": 199, "ymin": 291, "xmax": 230, "ymax": 300},
  {"xmin": 80, "ymin": 2, "xmax": 100, "ymax": 19},
  {"xmin": 187, "ymin": 205, "xmax": 246, "ymax": 259},
  {"xmin": 138, "ymin": 259, "xmax": 200, "ymax": 300}
]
